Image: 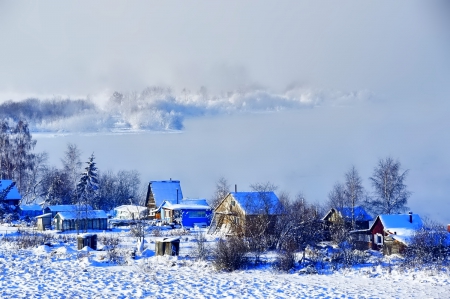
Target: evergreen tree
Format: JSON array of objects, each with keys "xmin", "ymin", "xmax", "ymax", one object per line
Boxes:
[{"xmin": 76, "ymin": 154, "xmax": 99, "ymax": 233}]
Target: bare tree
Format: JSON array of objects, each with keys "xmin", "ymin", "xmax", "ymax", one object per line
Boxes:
[
  {"xmin": 344, "ymin": 166, "xmax": 364, "ymax": 229},
  {"xmin": 368, "ymin": 157, "xmax": 411, "ymax": 215},
  {"xmin": 61, "ymin": 143, "xmax": 82, "ymax": 202},
  {"xmin": 209, "ymin": 176, "xmax": 230, "ymax": 209},
  {"xmin": 327, "ymin": 182, "xmax": 347, "ymax": 211}
]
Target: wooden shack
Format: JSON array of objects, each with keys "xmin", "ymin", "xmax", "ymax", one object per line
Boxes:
[
  {"xmin": 155, "ymin": 237, "xmax": 180, "ymax": 256},
  {"xmin": 36, "ymin": 213, "xmax": 52, "ymax": 231},
  {"xmin": 54, "ymin": 210, "xmax": 108, "ymax": 232}
]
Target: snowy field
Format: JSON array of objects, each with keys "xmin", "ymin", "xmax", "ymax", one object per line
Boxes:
[{"xmin": 1, "ymin": 226, "xmax": 450, "ymax": 299}]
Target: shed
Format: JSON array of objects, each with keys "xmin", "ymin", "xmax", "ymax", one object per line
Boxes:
[
  {"xmin": 53, "ymin": 210, "xmax": 108, "ymax": 232},
  {"xmin": 155, "ymin": 237, "xmax": 180, "ymax": 256},
  {"xmin": 77, "ymin": 233, "xmax": 98, "ymax": 250},
  {"xmin": 36, "ymin": 213, "xmax": 52, "ymax": 231}
]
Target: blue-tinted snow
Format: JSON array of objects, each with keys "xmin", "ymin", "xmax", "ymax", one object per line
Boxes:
[
  {"xmin": 230, "ymin": 191, "xmax": 280, "ymax": 215},
  {"xmin": 0, "ymin": 180, "xmax": 22, "ymax": 200}
]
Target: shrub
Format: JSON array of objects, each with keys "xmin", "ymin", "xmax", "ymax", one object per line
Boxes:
[
  {"xmin": 191, "ymin": 232, "xmax": 210, "ymax": 261},
  {"xmin": 274, "ymin": 241, "xmax": 297, "ymax": 272},
  {"xmin": 212, "ymin": 237, "xmax": 249, "ymax": 271}
]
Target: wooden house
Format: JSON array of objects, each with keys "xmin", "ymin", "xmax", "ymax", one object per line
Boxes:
[
  {"xmin": 145, "ymin": 180, "xmax": 183, "ymax": 218},
  {"xmin": 53, "ymin": 210, "xmax": 108, "ymax": 232},
  {"xmin": 113, "ymin": 205, "xmax": 148, "ymax": 220},
  {"xmin": 322, "ymin": 206, "xmax": 373, "ymax": 230},
  {"xmin": 160, "ymin": 199, "xmax": 212, "ymax": 228},
  {"xmin": 0, "ymin": 180, "xmax": 21, "ymax": 206},
  {"xmin": 369, "ymin": 212, "xmax": 423, "ymax": 255},
  {"xmin": 208, "ymin": 191, "xmax": 281, "ymax": 235}
]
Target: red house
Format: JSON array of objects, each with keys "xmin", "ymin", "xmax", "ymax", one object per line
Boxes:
[{"xmin": 369, "ymin": 212, "xmax": 423, "ymax": 255}]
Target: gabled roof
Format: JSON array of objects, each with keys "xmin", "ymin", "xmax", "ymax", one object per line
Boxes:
[
  {"xmin": 161, "ymin": 198, "xmax": 211, "ymax": 211},
  {"xmin": 322, "ymin": 206, "xmax": 373, "ymax": 222},
  {"xmin": 149, "ymin": 180, "xmax": 183, "ymax": 207},
  {"xmin": 0, "ymin": 180, "xmax": 22, "ymax": 200},
  {"xmin": 370, "ymin": 213, "xmax": 423, "ymax": 245},
  {"xmin": 55, "ymin": 210, "xmax": 107, "ymax": 220},
  {"xmin": 229, "ymin": 191, "xmax": 280, "ymax": 215},
  {"xmin": 19, "ymin": 204, "xmax": 42, "ymax": 211}
]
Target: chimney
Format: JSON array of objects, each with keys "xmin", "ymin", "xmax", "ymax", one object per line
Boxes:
[
  {"xmin": 409, "ymin": 211, "xmax": 412, "ymax": 223},
  {"xmin": 447, "ymin": 224, "xmax": 450, "ymax": 233},
  {"xmin": 235, "ymin": 184, "xmax": 237, "ymax": 193},
  {"xmin": 176, "ymin": 189, "xmax": 179, "ymax": 204}
]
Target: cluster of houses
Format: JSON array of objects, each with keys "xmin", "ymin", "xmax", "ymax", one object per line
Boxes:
[{"xmin": 1, "ymin": 179, "xmax": 447, "ymax": 256}]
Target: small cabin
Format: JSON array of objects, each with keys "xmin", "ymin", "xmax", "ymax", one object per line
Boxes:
[
  {"xmin": 36, "ymin": 213, "xmax": 52, "ymax": 231},
  {"xmin": 53, "ymin": 210, "xmax": 108, "ymax": 232},
  {"xmin": 19, "ymin": 204, "xmax": 43, "ymax": 217},
  {"xmin": 145, "ymin": 180, "xmax": 183, "ymax": 219}
]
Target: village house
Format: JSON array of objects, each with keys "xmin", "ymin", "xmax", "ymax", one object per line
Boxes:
[
  {"xmin": 322, "ymin": 206, "xmax": 373, "ymax": 248},
  {"xmin": 0, "ymin": 180, "xmax": 21, "ymax": 206},
  {"xmin": 145, "ymin": 180, "xmax": 183, "ymax": 219},
  {"xmin": 113, "ymin": 205, "xmax": 148, "ymax": 220},
  {"xmin": 53, "ymin": 210, "xmax": 108, "ymax": 232},
  {"xmin": 369, "ymin": 212, "xmax": 423, "ymax": 255},
  {"xmin": 209, "ymin": 191, "xmax": 281, "ymax": 235},
  {"xmin": 322, "ymin": 206, "xmax": 373, "ymax": 230},
  {"xmin": 160, "ymin": 199, "xmax": 212, "ymax": 228}
]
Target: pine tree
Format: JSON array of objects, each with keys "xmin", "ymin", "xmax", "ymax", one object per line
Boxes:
[{"xmin": 76, "ymin": 154, "xmax": 99, "ymax": 233}]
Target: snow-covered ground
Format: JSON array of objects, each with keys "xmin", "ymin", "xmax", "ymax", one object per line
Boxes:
[{"xmin": 1, "ymin": 226, "xmax": 449, "ymax": 298}]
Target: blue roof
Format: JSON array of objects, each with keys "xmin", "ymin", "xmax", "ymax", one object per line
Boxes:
[
  {"xmin": 0, "ymin": 180, "xmax": 22, "ymax": 200},
  {"xmin": 230, "ymin": 191, "xmax": 280, "ymax": 215},
  {"xmin": 150, "ymin": 180, "xmax": 183, "ymax": 207},
  {"xmin": 336, "ymin": 206, "xmax": 373, "ymax": 221}
]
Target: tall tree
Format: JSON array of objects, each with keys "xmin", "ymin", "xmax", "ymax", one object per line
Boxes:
[
  {"xmin": 61, "ymin": 143, "xmax": 82, "ymax": 203},
  {"xmin": 76, "ymin": 154, "xmax": 99, "ymax": 233},
  {"xmin": 327, "ymin": 182, "xmax": 347, "ymax": 211},
  {"xmin": 368, "ymin": 157, "xmax": 411, "ymax": 215},
  {"xmin": 344, "ymin": 166, "xmax": 364, "ymax": 229}
]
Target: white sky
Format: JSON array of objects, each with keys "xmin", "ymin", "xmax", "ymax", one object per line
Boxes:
[{"xmin": 2, "ymin": 1, "xmax": 450, "ymax": 222}]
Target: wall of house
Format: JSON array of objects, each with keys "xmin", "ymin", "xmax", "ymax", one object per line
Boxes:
[
  {"xmin": 370, "ymin": 218, "xmax": 385, "ymax": 250},
  {"xmin": 179, "ymin": 209, "xmax": 212, "ymax": 227},
  {"xmin": 214, "ymin": 194, "xmax": 245, "ymax": 234},
  {"xmin": 55, "ymin": 217, "xmax": 108, "ymax": 232}
]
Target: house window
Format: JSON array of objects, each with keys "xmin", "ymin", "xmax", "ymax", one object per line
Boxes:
[
  {"xmin": 189, "ymin": 211, "xmax": 206, "ymax": 218},
  {"xmin": 231, "ymin": 200, "xmax": 235, "ymax": 206},
  {"xmin": 375, "ymin": 233, "xmax": 383, "ymax": 245}
]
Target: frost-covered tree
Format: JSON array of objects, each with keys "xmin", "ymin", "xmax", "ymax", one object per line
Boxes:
[
  {"xmin": 344, "ymin": 166, "xmax": 364, "ymax": 229},
  {"xmin": 76, "ymin": 154, "xmax": 99, "ymax": 233},
  {"xmin": 367, "ymin": 157, "xmax": 410, "ymax": 215},
  {"xmin": 61, "ymin": 143, "xmax": 82, "ymax": 202},
  {"xmin": 209, "ymin": 176, "xmax": 230, "ymax": 209}
]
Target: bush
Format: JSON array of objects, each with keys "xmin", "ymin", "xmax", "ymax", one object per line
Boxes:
[
  {"xmin": 3, "ymin": 230, "xmax": 54, "ymax": 249},
  {"xmin": 274, "ymin": 243, "xmax": 297, "ymax": 272},
  {"xmin": 212, "ymin": 237, "xmax": 249, "ymax": 271},
  {"xmin": 191, "ymin": 232, "xmax": 210, "ymax": 261},
  {"xmin": 99, "ymin": 234, "xmax": 125, "ymax": 264}
]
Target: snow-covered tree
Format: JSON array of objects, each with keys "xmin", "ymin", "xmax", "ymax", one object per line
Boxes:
[
  {"xmin": 76, "ymin": 154, "xmax": 99, "ymax": 233},
  {"xmin": 367, "ymin": 157, "xmax": 410, "ymax": 215}
]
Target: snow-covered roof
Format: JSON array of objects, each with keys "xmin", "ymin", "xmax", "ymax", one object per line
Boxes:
[
  {"xmin": 0, "ymin": 180, "xmax": 22, "ymax": 200},
  {"xmin": 36, "ymin": 213, "xmax": 52, "ymax": 218},
  {"xmin": 161, "ymin": 199, "xmax": 210, "ymax": 210},
  {"xmin": 45, "ymin": 205, "xmax": 93, "ymax": 212},
  {"xmin": 113, "ymin": 205, "xmax": 148, "ymax": 213},
  {"xmin": 19, "ymin": 204, "xmax": 42, "ymax": 211},
  {"xmin": 150, "ymin": 180, "xmax": 183, "ymax": 207},
  {"xmin": 229, "ymin": 191, "xmax": 281, "ymax": 215},
  {"xmin": 336, "ymin": 206, "xmax": 373, "ymax": 221},
  {"xmin": 372, "ymin": 213, "xmax": 423, "ymax": 245},
  {"xmin": 56, "ymin": 210, "xmax": 107, "ymax": 220}
]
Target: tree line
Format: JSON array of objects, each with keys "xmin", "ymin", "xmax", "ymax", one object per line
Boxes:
[{"xmin": 0, "ymin": 119, "xmax": 144, "ymax": 220}]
